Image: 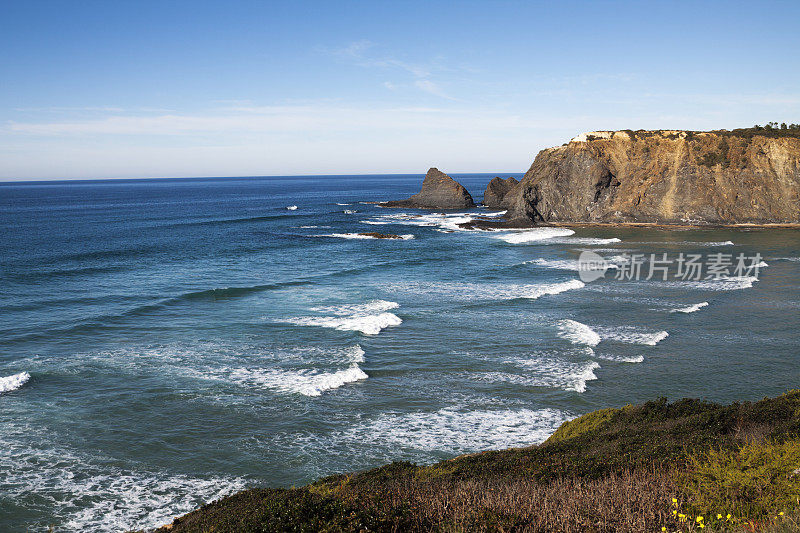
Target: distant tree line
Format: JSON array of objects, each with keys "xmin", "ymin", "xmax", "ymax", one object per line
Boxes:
[
  {"xmin": 752, "ymin": 122, "xmax": 800, "ymax": 131},
  {"xmin": 714, "ymin": 122, "xmax": 800, "ymax": 139}
]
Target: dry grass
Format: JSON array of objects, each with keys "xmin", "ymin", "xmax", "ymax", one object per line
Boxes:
[{"xmin": 332, "ymin": 468, "xmax": 678, "ymax": 532}]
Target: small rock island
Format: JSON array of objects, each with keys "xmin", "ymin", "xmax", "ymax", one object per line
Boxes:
[{"xmin": 381, "ymin": 167, "xmax": 475, "ymax": 209}]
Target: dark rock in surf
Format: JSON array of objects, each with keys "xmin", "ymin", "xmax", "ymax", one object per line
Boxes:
[
  {"xmin": 359, "ymin": 232, "xmax": 404, "ymax": 239},
  {"xmin": 483, "ymin": 176, "xmax": 519, "ymax": 208}
]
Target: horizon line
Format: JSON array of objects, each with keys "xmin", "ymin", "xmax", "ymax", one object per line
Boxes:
[{"xmin": 0, "ymin": 170, "xmax": 525, "ymax": 185}]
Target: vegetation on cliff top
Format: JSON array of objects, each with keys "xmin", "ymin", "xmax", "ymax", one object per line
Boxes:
[{"xmin": 153, "ymin": 391, "xmax": 800, "ymax": 532}]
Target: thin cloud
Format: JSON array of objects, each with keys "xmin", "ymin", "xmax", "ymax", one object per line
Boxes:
[{"xmin": 414, "ymin": 80, "xmax": 456, "ymax": 100}]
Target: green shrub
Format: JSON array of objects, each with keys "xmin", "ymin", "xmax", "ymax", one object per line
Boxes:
[
  {"xmin": 544, "ymin": 407, "xmax": 622, "ymax": 445},
  {"xmin": 683, "ymin": 440, "xmax": 800, "ymax": 520}
]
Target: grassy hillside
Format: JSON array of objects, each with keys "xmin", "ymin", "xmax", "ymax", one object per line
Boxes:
[{"xmin": 154, "ymin": 392, "xmax": 800, "ymax": 532}]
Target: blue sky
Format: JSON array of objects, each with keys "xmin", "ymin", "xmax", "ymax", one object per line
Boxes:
[{"xmin": 1, "ymin": 1, "xmax": 799, "ymax": 180}]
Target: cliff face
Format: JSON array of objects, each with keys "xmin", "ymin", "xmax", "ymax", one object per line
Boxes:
[
  {"xmin": 382, "ymin": 167, "xmax": 475, "ymax": 209},
  {"xmin": 505, "ymin": 130, "xmax": 800, "ymax": 224}
]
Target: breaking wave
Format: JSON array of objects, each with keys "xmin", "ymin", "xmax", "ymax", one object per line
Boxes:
[
  {"xmin": 229, "ymin": 364, "xmax": 368, "ymax": 397},
  {"xmin": 671, "ymin": 302, "xmax": 709, "ymax": 314},
  {"xmin": 386, "ymin": 279, "xmax": 584, "ymax": 301},
  {"xmin": 495, "ymin": 227, "xmax": 575, "ymax": 244},
  {"xmin": 557, "ymin": 320, "xmax": 601, "ymax": 346},
  {"xmin": 0, "ymin": 371, "xmax": 30, "ymax": 393},
  {"xmin": 283, "ymin": 300, "xmax": 402, "ymax": 335},
  {"xmin": 596, "ymin": 326, "xmax": 669, "ymax": 346},
  {"xmin": 558, "ymin": 321, "xmax": 669, "ymax": 346},
  {"xmin": 668, "ymin": 276, "xmax": 759, "ymax": 291},
  {"xmin": 491, "ymin": 358, "xmax": 601, "ymax": 393},
  {"xmin": 360, "ymin": 211, "xmax": 505, "ymax": 232}
]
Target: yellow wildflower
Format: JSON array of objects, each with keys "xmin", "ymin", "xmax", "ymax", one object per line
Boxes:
[
  {"xmin": 779, "ymin": 512, "xmax": 785, "ymax": 516},
  {"xmin": 717, "ymin": 514, "xmax": 722, "ymax": 519}
]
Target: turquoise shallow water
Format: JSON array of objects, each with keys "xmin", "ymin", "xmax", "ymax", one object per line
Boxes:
[{"xmin": 1, "ymin": 175, "xmax": 799, "ymax": 531}]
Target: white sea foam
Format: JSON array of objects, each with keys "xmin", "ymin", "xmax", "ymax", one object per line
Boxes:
[
  {"xmin": 479, "ymin": 209, "xmax": 507, "ymax": 217},
  {"xmin": 493, "ymin": 358, "xmax": 601, "ymax": 393},
  {"xmin": 671, "ymin": 302, "xmax": 709, "ymax": 313},
  {"xmin": 557, "ymin": 321, "xmax": 668, "ymax": 346},
  {"xmin": 596, "ymin": 326, "xmax": 669, "ymax": 345},
  {"xmin": 557, "ymin": 320, "xmax": 601, "ymax": 346},
  {"xmin": 526, "ymin": 258, "xmax": 580, "ymax": 270},
  {"xmin": 360, "ymin": 211, "xmax": 504, "ymax": 232},
  {"xmin": 343, "ymin": 209, "xmax": 357, "ymax": 214},
  {"xmin": 592, "ymin": 353, "xmax": 645, "ymax": 364},
  {"xmin": 311, "ymin": 300, "xmax": 400, "ymax": 315},
  {"xmin": 285, "ymin": 300, "xmax": 402, "ymax": 335},
  {"xmin": 343, "ymin": 344, "xmax": 366, "ymax": 363},
  {"xmin": 385, "ymin": 280, "xmax": 584, "ymax": 301},
  {"xmin": 495, "ymin": 227, "xmax": 575, "ymax": 244},
  {"xmin": 689, "ymin": 240, "xmax": 734, "ymax": 246},
  {"xmin": 634, "ymin": 240, "xmax": 734, "ymax": 246},
  {"xmin": 0, "ymin": 371, "xmax": 30, "ymax": 393},
  {"xmin": 522, "ymin": 279, "xmax": 585, "ymax": 299},
  {"xmin": 550, "ymin": 237, "xmax": 622, "ymax": 245},
  {"xmin": 286, "ymin": 205, "xmax": 298, "ymax": 210},
  {"xmin": 286, "ymin": 313, "xmax": 402, "ymax": 335},
  {"xmin": 298, "ymin": 225, "xmax": 331, "ymax": 229},
  {"xmin": 522, "ymin": 257, "xmax": 620, "ymax": 271},
  {"xmin": 336, "ymin": 202, "xmax": 351, "ymax": 206},
  {"xmin": 336, "ymin": 408, "xmax": 572, "ymax": 454},
  {"xmin": 669, "ymin": 276, "xmax": 759, "ymax": 291},
  {"xmin": 318, "ymin": 233, "xmax": 414, "ymax": 240},
  {"xmin": 229, "ymin": 364, "xmax": 368, "ymax": 396},
  {"xmin": 0, "ymin": 430, "xmax": 247, "ymax": 533}
]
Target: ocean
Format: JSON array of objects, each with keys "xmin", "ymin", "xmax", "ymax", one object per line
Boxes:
[{"xmin": 1, "ymin": 174, "xmax": 799, "ymax": 531}]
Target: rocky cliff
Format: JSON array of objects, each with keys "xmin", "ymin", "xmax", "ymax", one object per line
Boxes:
[
  {"xmin": 504, "ymin": 129, "xmax": 800, "ymax": 225},
  {"xmin": 382, "ymin": 168, "xmax": 475, "ymax": 209},
  {"xmin": 483, "ymin": 176, "xmax": 519, "ymax": 208}
]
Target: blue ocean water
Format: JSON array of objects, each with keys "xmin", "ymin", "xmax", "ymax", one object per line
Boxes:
[{"xmin": 1, "ymin": 174, "xmax": 799, "ymax": 531}]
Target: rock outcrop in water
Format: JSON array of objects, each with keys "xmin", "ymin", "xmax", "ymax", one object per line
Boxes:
[
  {"xmin": 359, "ymin": 232, "xmax": 404, "ymax": 239},
  {"xmin": 504, "ymin": 129, "xmax": 800, "ymax": 225},
  {"xmin": 382, "ymin": 168, "xmax": 475, "ymax": 209},
  {"xmin": 483, "ymin": 176, "xmax": 519, "ymax": 208}
]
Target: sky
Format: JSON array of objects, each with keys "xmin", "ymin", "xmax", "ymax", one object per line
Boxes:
[{"xmin": 1, "ymin": 0, "xmax": 799, "ymax": 180}]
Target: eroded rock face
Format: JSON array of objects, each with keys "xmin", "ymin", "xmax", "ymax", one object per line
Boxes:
[
  {"xmin": 483, "ymin": 176, "xmax": 519, "ymax": 209},
  {"xmin": 504, "ymin": 130, "xmax": 800, "ymax": 224},
  {"xmin": 382, "ymin": 168, "xmax": 475, "ymax": 209}
]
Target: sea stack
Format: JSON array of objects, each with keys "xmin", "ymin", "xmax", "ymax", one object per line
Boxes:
[
  {"xmin": 483, "ymin": 176, "xmax": 519, "ymax": 208},
  {"xmin": 382, "ymin": 168, "xmax": 475, "ymax": 209}
]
